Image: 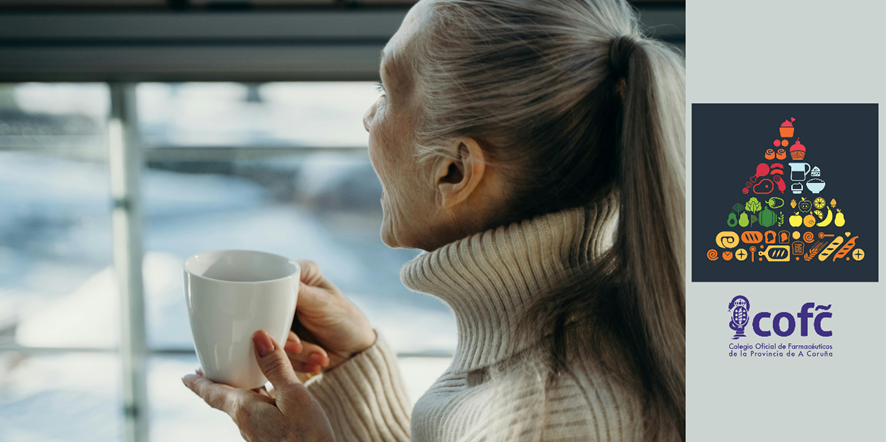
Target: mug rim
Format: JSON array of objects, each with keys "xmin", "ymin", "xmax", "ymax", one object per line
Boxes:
[{"xmin": 183, "ymin": 249, "xmax": 301, "ymax": 284}]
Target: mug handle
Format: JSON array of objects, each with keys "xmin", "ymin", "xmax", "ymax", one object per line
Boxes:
[{"xmin": 804, "ymin": 163, "xmax": 811, "ymax": 174}]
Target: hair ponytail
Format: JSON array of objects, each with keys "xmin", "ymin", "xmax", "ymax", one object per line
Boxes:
[{"xmin": 613, "ymin": 35, "xmax": 686, "ymax": 441}]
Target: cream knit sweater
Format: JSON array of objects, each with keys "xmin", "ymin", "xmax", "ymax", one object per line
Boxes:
[{"xmin": 305, "ymin": 203, "xmax": 644, "ymax": 441}]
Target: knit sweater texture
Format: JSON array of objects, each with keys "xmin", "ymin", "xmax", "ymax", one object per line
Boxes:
[{"xmin": 304, "ymin": 202, "xmax": 644, "ymax": 441}]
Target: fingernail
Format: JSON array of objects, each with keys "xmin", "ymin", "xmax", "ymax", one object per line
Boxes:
[
  {"xmin": 309, "ymin": 352, "xmax": 325, "ymax": 366},
  {"xmin": 253, "ymin": 331, "xmax": 274, "ymax": 357}
]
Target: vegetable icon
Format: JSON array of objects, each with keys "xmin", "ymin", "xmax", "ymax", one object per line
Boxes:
[
  {"xmin": 759, "ymin": 206, "xmax": 777, "ymax": 227},
  {"xmin": 745, "ymin": 197, "xmax": 762, "ymax": 214},
  {"xmin": 739, "ymin": 212, "xmax": 750, "ymax": 228},
  {"xmin": 727, "ymin": 203, "xmax": 744, "ymax": 227},
  {"xmin": 727, "ymin": 213, "xmax": 737, "ymax": 227},
  {"xmin": 767, "ymin": 197, "xmax": 784, "ymax": 209}
]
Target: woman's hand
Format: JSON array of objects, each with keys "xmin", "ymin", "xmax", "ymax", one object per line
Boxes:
[
  {"xmin": 283, "ymin": 260, "xmax": 377, "ymax": 374},
  {"xmin": 182, "ymin": 330, "xmax": 334, "ymax": 442}
]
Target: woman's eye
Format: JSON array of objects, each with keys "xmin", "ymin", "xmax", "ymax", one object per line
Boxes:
[{"xmin": 375, "ymin": 82, "xmax": 386, "ymax": 96}]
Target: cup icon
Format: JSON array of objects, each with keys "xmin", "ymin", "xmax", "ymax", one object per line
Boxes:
[{"xmin": 183, "ymin": 250, "xmax": 300, "ymax": 389}]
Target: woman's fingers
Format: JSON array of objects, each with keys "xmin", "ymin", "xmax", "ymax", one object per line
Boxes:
[
  {"xmin": 294, "ymin": 259, "xmax": 337, "ymax": 291},
  {"xmin": 284, "ymin": 335, "xmax": 329, "ymax": 370},
  {"xmin": 252, "ymin": 385, "xmax": 272, "ymax": 398},
  {"xmin": 285, "ymin": 331, "xmax": 303, "ymax": 354},
  {"xmin": 251, "ymin": 331, "xmax": 314, "ymax": 415},
  {"xmin": 183, "ymin": 373, "xmax": 270, "ymax": 417}
]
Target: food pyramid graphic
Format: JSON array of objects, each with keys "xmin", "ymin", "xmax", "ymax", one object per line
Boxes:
[{"xmin": 706, "ymin": 117, "xmax": 867, "ymax": 264}]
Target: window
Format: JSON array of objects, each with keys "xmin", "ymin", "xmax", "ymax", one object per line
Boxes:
[{"xmin": 0, "ymin": 82, "xmax": 455, "ymax": 442}]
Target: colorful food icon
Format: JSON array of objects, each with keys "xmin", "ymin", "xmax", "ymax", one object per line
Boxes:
[
  {"xmin": 758, "ymin": 205, "xmax": 778, "ymax": 227},
  {"xmin": 803, "ymin": 231, "xmax": 815, "ymax": 243},
  {"xmin": 815, "ymin": 207, "xmax": 833, "ymax": 227},
  {"xmin": 789, "ymin": 212, "xmax": 802, "ymax": 227},
  {"xmin": 806, "ymin": 178, "xmax": 826, "ymax": 194},
  {"xmin": 707, "ymin": 249, "xmax": 719, "ymax": 261},
  {"xmin": 741, "ymin": 231, "xmax": 763, "ymax": 244},
  {"xmin": 789, "ymin": 162, "xmax": 811, "ymax": 181},
  {"xmin": 797, "ymin": 197, "xmax": 812, "ymax": 213},
  {"xmin": 722, "ymin": 251, "xmax": 734, "ymax": 261},
  {"xmin": 764, "ymin": 230, "xmax": 777, "ymax": 244},
  {"xmin": 715, "ymin": 231, "xmax": 740, "ymax": 249},
  {"xmin": 780, "ymin": 117, "xmax": 796, "ymax": 137},
  {"xmin": 781, "ymin": 139, "xmax": 789, "ymax": 147},
  {"xmin": 852, "ymin": 248, "xmax": 865, "ymax": 261},
  {"xmin": 804, "ymin": 240, "xmax": 827, "ymax": 261},
  {"xmin": 776, "ymin": 148, "xmax": 787, "ymax": 159},
  {"xmin": 735, "ymin": 248, "xmax": 748, "ymax": 261},
  {"xmin": 767, "ymin": 197, "xmax": 784, "ymax": 209},
  {"xmin": 811, "ymin": 166, "xmax": 821, "ymax": 177},
  {"xmin": 778, "ymin": 230, "xmax": 790, "ymax": 243},
  {"xmin": 832, "ymin": 236, "xmax": 858, "ymax": 261},
  {"xmin": 765, "ymin": 148, "xmax": 776, "ymax": 159},
  {"xmin": 834, "ymin": 208, "xmax": 845, "ymax": 227},
  {"xmin": 817, "ymin": 236, "xmax": 844, "ymax": 261},
  {"xmin": 791, "ymin": 241, "xmax": 805, "ymax": 255},
  {"xmin": 750, "ymin": 163, "xmax": 770, "ymax": 183},
  {"xmin": 753, "ymin": 178, "xmax": 774, "ymax": 194},
  {"xmin": 813, "ymin": 197, "xmax": 826, "ymax": 209},
  {"xmin": 789, "ymin": 138, "xmax": 806, "ymax": 160},
  {"xmin": 772, "ymin": 175, "xmax": 786, "ymax": 194},
  {"xmin": 759, "ymin": 245, "xmax": 790, "ymax": 262},
  {"xmin": 803, "ymin": 214, "xmax": 816, "ymax": 228}
]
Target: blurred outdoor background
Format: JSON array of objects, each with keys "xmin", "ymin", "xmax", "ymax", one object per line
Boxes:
[{"xmin": 0, "ymin": 1, "xmax": 684, "ymax": 441}]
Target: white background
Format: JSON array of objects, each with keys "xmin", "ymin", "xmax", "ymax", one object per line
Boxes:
[{"xmin": 687, "ymin": 0, "xmax": 884, "ymax": 440}]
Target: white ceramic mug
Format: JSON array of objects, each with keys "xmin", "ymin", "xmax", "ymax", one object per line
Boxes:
[{"xmin": 183, "ymin": 250, "xmax": 300, "ymax": 389}]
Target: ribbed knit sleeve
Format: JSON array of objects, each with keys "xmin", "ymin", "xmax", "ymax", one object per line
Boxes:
[{"xmin": 304, "ymin": 328, "xmax": 412, "ymax": 442}]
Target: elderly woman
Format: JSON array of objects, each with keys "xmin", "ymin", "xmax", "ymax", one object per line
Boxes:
[{"xmin": 182, "ymin": 0, "xmax": 686, "ymax": 440}]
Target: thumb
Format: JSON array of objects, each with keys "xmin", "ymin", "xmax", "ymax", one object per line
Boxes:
[{"xmin": 252, "ymin": 330, "xmax": 300, "ymax": 399}]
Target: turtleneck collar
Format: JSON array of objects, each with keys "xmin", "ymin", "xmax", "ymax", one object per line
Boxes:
[{"xmin": 399, "ymin": 200, "xmax": 618, "ymax": 373}]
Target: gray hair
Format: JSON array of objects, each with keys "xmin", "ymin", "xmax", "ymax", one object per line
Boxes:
[{"xmin": 406, "ymin": 0, "xmax": 686, "ymax": 440}]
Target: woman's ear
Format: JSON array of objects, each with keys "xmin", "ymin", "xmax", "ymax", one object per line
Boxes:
[{"xmin": 434, "ymin": 137, "xmax": 486, "ymax": 210}]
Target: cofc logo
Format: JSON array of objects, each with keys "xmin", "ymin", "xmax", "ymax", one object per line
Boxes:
[{"xmin": 728, "ymin": 296, "xmax": 832, "ymax": 339}]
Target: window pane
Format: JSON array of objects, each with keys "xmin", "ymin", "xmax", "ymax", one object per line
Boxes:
[
  {"xmin": 0, "ymin": 352, "xmax": 122, "ymax": 442},
  {"xmin": 142, "ymin": 153, "xmax": 457, "ymax": 355},
  {"xmin": 0, "ymin": 83, "xmax": 117, "ymax": 349},
  {"xmin": 0, "ymin": 151, "xmax": 117, "ymax": 349},
  {"xmin": 0, "ymin": 83, "xmax": 108, "ymax": 155},
  {"xmin": 136, "ymin": 82, "xmax": 379, "ymax": 147}
]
